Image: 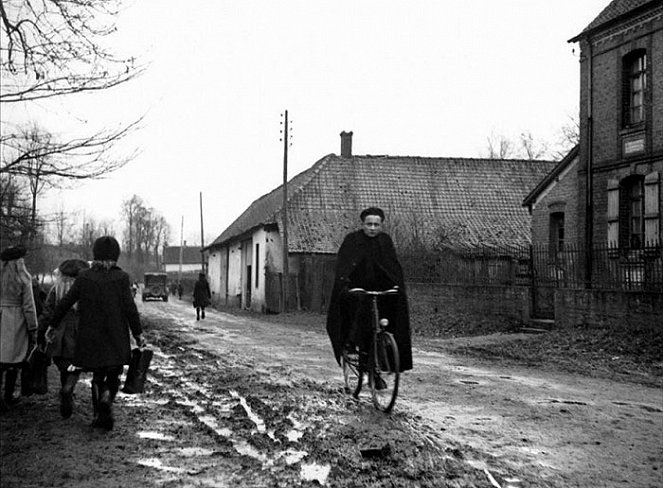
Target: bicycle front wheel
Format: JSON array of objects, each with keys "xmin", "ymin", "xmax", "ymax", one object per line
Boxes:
[{"xmin": 370, "ymin": 332, "xmax": 400, "ymax": 413}]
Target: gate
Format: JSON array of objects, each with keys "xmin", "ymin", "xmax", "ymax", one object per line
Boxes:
[{"xmin": 530, "ymin": 246, "xmax": 556, "ymax": 320}]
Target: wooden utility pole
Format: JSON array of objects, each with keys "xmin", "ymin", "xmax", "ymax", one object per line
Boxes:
[
  {"xmin": 200, "ymin": 192, "xmax": 206, "ymax": 274},
  {"xmin": 178, "ymin": 216, "xmax": 184, "ymax": 283},
  {"xmin": 281, "ymin": 110, "xmax": 289, "ymax": 313}
]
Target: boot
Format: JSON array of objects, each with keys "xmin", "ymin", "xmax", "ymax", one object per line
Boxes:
[
  {"xmin": 97, "ymin": 375, "xmax": 120, "ymax": 431},
  {"xmin": 196, "ymin": 309, "xmax": 200, "ymax": 321},
  {"xmin": 201, "ymin": 309, "xmax": 205, "ymax": 319},
  {"xmin": 3, "ymin": 369, "xmax": 19, "ymax": 406},
  {"xmin": 97, "ymin": 387, "xmax": 114, "ymax": 431},
  {"xmin": 60, "ymin": 373, "xmax": 79, "ymax": 419},
  {"xmin": 90, "ymin": 382, "xmax": 102, "ymax": 427}
]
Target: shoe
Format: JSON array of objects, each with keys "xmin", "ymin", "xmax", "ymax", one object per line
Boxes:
[{"xmin": 373, "ymin": 374, "xmax": 387, "ymax": 391}]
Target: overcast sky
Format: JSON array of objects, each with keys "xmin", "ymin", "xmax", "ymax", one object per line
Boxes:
[{"xmin": 18, "ymin": 0, "xmax": 609, "ymax": 246}]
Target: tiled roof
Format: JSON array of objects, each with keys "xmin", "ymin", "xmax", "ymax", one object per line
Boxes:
[
  {"xmin": 209, "ymin": 154, "xmax": 556, "ymax": 253},
  {"xmin": 570, "ymin": 0, "xmax": 658, "ymax": 41},
  {"xmin": 163, "ymin": 246, "xmax": 203, "ymax": 265}
]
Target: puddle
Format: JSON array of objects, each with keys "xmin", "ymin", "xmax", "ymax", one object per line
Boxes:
[
  {"xmin": 178, "ymin": 447, "xmax": 215, "ymax": 457},
  {"xmin": 230, "ymin": 390, "xmax": 266, "ymax": 433},
  {"xmin": 234, "ymin": 440, "xmax": 269, "ymax": 463},
  {"xmin": 197, "ymin": 415, "xmax": 233, "ymax": 437},
  {"xmin": 137, "ymin": 431, "xmax": 175, "ymax": 441},
  {"xmin": 301, "ymin": 462, "xmax": 331, "ymax": 485},
  {"xmin": 280, "ymin": 449, "xmax": 308, "ymax": 465},
  {"xmin": 136, "ymin": 457, "xmax": 185, "ymax": 473}
]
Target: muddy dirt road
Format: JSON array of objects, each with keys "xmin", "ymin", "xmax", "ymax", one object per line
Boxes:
[
  {"xmin": 1, "ymin": 298, "xmax": 661, "ymax": 487},
  {"xmin": 143, "ymin": 299, "xmax": 661, "ymax": 487}
]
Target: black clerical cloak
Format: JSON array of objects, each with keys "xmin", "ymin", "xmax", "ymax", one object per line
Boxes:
[{"xmin": 326, "ymin": 230, "xmax": 412, "ymax": 371}]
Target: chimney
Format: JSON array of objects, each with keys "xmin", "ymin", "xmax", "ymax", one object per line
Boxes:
[{"xmin": 340, "ymin": 131, "xmax": 353, "ymax": 158}]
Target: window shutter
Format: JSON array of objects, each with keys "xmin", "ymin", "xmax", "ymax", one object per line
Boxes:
[
  {"xmin": 644, "ymin": 172, "xmax": 660, "ymax": 246},
  {"xmin": 607, "ymin": 179, "xmax": 620, "ymax": 248}
]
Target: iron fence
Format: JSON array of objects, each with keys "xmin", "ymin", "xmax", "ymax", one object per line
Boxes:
[{"xmin": 401, "ymin": 243, "xmax": 663, "ymax": 291}]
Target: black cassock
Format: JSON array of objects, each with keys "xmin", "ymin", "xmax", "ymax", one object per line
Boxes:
[{"xmin": 326, "ymin": 230, "xmax": 412, "ymax": 371}]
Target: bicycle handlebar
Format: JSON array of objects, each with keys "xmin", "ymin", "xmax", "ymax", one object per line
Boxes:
[{"xmin": 348, "ymin": 287, "xmax": 399, "ymax": 296}]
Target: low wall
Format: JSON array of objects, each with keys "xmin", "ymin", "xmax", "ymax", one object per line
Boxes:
[
  {"xmin": 555, "ymin": 288, "xmax": 663, "ymax": 329},
  {"xmin": 406, "ymin": 282, "xmax": 530, "ymax": 334}
]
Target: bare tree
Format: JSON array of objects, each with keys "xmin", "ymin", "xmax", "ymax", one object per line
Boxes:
[
  {"xmin": 519, "ymin": 131, "xmax": 549, "ymax": 160},
  {"xmin": 1, "ymin": 120, "xmax": 141, "ymax": 180},
  {"xmin": 0, "ymin": 0, "xmax": 143, "ymax": 103},
  {"xmin": 485, "ymin": 130, "xmax": 514, "ymax": 159},
  {"xmin": 121, "ymin": 194, "xmax": 143, "ymax": 259},
  {"xmin": 552, "ymin": 114, "xmax": 580, "ymax": 159},
  {"xmin": 51, "ymin": 205, "xmax": 74, "ymax": 246},
  {"xmin": 0, "ymin": 173, "xmax": 31, "ymax": 242},
  {"xmin": 1, "ymin": 0, "xmax": 144, "ymax": 246}
]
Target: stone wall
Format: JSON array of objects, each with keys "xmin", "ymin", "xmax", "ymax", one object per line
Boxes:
[{"xmin": 555, "ymin": 288, "xmax": 663, "ymax": 330}]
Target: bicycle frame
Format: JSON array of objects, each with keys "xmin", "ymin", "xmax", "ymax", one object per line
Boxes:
[{"xmin": 345, "ymin": 287, "xmax": 401, "ymax": 412}]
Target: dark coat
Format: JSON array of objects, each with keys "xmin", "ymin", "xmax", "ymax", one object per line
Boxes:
[
  {"xmin": 326, "ymin": 230, "xmax": 412, "ymax": 371},
  {"xmin": 39, "ymin": 288, "xmax": 78, "ymax": 361},
  {"xmin": 47, "ymin": 265, "xmax": 142, "ymax": 369},
  {"xmin": 193, "ymin": 278, "xmax": 211, "ymax": 308}
]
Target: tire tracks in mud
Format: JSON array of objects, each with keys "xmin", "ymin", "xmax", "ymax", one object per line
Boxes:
[{"xmin": 137, "ymin": 303, "xmax": 540, "ymax": 487}]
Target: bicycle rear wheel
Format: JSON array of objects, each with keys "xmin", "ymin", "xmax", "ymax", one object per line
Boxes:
[
  {"xmin": 342, "ymin": 350, "xmax": 363, "ymax": 398},
  {"xmin": 370, "ymin": 332, "xmax": 400, "ymax": 412}
]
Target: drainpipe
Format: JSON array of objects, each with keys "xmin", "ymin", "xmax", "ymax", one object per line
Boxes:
[{"xmin": 585, "ymin": 40, "xmax": 594, "ymax": 288}]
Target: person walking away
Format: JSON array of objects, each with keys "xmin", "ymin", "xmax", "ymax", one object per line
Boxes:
[
  {"xmin": 326, "ymin": 207, "xmax": 413, "ymax": 373},
  {"xmin": 39, "ymin": 259, "xmax": 89, "ymax": 418},
  {"xmin": 177, "ymin": 282, "xmax": 183, "ymax": 300},
  {"xmin": 193, "ymin": 273, "xmax": 211, "ymax": 320},
  {"xmin": 0, "ymin": 246, "xmax": 38, "ymax": 412},
  {"xmin": 45, "ymin": 237, "xmax": 145, "ymax": 430}
]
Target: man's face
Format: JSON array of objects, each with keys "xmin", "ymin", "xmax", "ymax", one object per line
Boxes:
[{"xmin": 362, "ymin": 215, "xmax": 383, "ymax": 238}]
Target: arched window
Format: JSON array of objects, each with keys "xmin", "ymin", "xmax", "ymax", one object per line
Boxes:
[
  {"xmin": 549, "ymin": 212, "xmax": 565, "ymax": 251},
  {"xmin": 622, "ymin": 50, "xmax": 647, "ymax": 127}
]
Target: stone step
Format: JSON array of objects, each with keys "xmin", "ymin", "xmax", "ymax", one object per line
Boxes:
[
  {"xmin": 520, "ymin": 327, "xmax": 549, "ymax": 334},
  {"xmin": 521, "ymin": 318, "xmax": 555, "ymax": 334}
]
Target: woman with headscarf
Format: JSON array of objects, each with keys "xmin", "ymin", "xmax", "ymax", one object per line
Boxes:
[
  {"xmin": 0, "ymin": 246, "xmax": 38, "ymax": 412},
  {"xmin": 46, "ymin": 236, "xmax": 145, "ymax": 430},
  {"xmin": 39, "ymin": 259, "xmax": 89, "ymax": 419}
]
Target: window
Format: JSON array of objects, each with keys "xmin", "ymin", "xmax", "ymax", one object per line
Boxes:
[
  {"xmin": 549, "ymin": 212, "xmax": 565, "ymax": 251},
  {"xmin": 622, "ymin": 50, "xmax": 647, "ymax": 127},
  {"xmin": 608, "ymin": 173, "xmax": 660, "ymax": 250},
  {"xmin": 622, "ymin": 177, "xmax": 644, "ymax": 249}
]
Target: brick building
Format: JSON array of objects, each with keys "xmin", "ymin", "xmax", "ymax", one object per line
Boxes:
[
  {"xmin": 570, "ymin": 0, "xmax": 662, "ymax": 257},
  {"xmin": 523, "ymin": 146, "xmax": 580, "ymax": 249}
]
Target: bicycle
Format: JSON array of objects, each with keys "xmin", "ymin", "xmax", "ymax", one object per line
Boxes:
[{"xmin": 341, "ymin": 287, "xmax": 400, "ymax": 413}]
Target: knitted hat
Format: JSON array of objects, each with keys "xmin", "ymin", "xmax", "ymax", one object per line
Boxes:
[
  {"xmin": 1, "ymin": 245, "xmax": 27, "ymax": 262},
  {"xmin": 92, "ymin": 236, "xmax": 121, "ymax": 261},
  {"xmin": 59, "ymin": 259, "xmax": 90, "ymax": 278}
]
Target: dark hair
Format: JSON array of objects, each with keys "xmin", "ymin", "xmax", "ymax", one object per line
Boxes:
[
  {"xmin": 92, "ymin": 236, "xmax": 121, "ymax": 261},
  {"xmin": 360, "ymin": 207, "xmax": 385, "ymax": 222}
]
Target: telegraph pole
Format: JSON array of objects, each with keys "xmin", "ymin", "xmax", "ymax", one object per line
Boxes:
[
  {"xmin": 178, "ymin": 216, "xmax": 184, "ymax": 284},
  {"xmin": 281, "ymin": 110, "xmax": 289, "ymax": 313},
  {"xmin": 200, "ymin": 192, "xmax": 206, "ymax": 274}
]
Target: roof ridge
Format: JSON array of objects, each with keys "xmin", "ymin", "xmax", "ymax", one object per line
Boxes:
[{"xmin": 349, "ymin": 154, "xmax": 557, "ymax": 164}]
